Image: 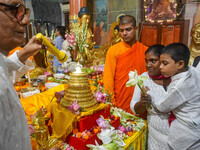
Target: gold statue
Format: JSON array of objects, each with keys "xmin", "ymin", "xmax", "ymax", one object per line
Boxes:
[
  {"xmin": 108, "ymin": 14, "xmax": 125, "ymax": 43},
  {"xmin": 75, "ymin": 7, "xmax": 95, "ymax": 66},
  {"xmin": 110, "ymin": 25, "xmax": 123, "ymax": 46},
  {"xmin": 35, "ymin": 110, "xmax": 50, "ymax": 150},
  {"xmin": 189, "ymin": 23, "xmax": 200, "ymax": 66}
]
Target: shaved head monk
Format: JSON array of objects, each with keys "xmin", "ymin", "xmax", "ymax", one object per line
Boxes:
[{"xmin": 103, "ymin": 15, "xmax": 148, "ymax": 113}]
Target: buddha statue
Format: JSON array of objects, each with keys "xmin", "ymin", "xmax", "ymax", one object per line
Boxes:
[
  {"xmin": 75, "ymin": 7, "xmax": 95, "ymax": 66},
  {"xmin": 110, "ymin": 25, "xmax": 123, "ymax": 46},
  {"xmin": 35, "ymin": 110, "xmax": 50, "ymax": 150},
  {"xmin": 189, "ymin": 23, "xmax": 200, "ymax": 66},
  {"xmin": 107, "ymin": 14, "xmax": 125, "ymax": 43}
]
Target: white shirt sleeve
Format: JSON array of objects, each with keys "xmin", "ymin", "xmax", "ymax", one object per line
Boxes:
[
  {"xmin": 7, "ymin": 51, "xmax": 35, "ymax": 82},
  {"xmin": 130, "ymin": 84, "xmax": 142, "ymax": 114},
  {"xmin": 148, "ymin": 85, "xmax": 186, "ymax": 113}
]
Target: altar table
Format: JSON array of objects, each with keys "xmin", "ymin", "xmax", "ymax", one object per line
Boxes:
[{"xmin": 20, "ymin": 84, "xmax": 147, "ymax": 150}]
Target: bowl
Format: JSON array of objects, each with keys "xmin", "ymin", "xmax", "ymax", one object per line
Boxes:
[
  {"xmin": 53, "ymin": 73, "xmax": 65, "ymax": 79},
  {"xmin": 45, "ymin": 82, "xmax": 60, "ymax": 89},
  {"xmin": 37, "ymin": 75, "xmax": 47, "ymax": 81},
  {"xmin": 15, "ymin": 78, "xmax": 26, "ymax": 86}
]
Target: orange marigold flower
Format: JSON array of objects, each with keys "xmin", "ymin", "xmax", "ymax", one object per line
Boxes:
[
  {"xmin": 83, "ymin": 135, "xmax": 89, "ymax": 140},
  {"xmin": 73, "ymin": 129, "xmax": 79, "ymax": 135},
  {"xmin": 76, "ymin": 132, "xmax": 82, "ymax": 138},
  {"xmin": 127, "ymin": 132, "xmax": 133, "ymax": 136},
  {"xmin": 94, "ymin": 128, "xmax": 98, "ymax": 134}
]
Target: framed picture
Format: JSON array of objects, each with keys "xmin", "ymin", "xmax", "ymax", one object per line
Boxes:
[{"xmin": 144, "ymin": 0, "xmax": 178, "ymax": 21}]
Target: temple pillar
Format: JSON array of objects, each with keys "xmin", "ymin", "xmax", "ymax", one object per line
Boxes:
[{"xmin": 69, "ymin": 0, "xmax": 87, "ymax": 21}]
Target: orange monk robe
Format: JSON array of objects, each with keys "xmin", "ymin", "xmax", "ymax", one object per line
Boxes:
[
  {"xmin": 103, "ymin": 41, "xmax": 148, "ymax": 113},
  {"xmin": 8, "ymin": 46, "xmax": 34, "ymax": 61}
]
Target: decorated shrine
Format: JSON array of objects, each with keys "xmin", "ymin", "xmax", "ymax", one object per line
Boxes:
[{"xmin": 2, "ymin": 0, "xmax": 200, "ymax": 150}]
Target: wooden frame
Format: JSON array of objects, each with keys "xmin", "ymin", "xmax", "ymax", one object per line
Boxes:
[
  {"xmin": 139, "ymin": 20, "xmax": 190, "ymax": 46},
  {"xmin": 144, "ymin": 0, "xmax": 178, "ymax": 22}
]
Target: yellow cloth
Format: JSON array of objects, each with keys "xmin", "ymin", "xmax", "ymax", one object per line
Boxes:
[
  {"xmin": 49, "ymin": 101, "xmax": 78, "ymax": 140},
  {"xmin": 49, "ymin": 102, "xmax": 108, "ymax": 139},
  {"xmin": 77, "ymin": 103, "xmax": 108, "ymax": 120},
  {"xmin": 20, "ymin": 84, "xmax": 67, "ymax": 124},
  {"xmin": 124, "ymin": 121, "xmax": 148, "ymax": 150}
]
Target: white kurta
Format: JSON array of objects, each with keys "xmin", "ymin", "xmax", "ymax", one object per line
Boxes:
[
  {"xmin": 130, "ymin": 72, "xmax": 170, "ymax": 150},
  {"xmin": 149, "ymin": 67, "xmax": 200, "ymax": 150},
  {"xmin": 0, "ymin": 51, "xmax": 34, "ymax": 150}
]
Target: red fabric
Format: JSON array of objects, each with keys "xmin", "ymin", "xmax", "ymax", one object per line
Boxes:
[
  {"xmin": 67, "ymin": 133, "xmax": 102, "ymax": 150},
  {"xmin": 148, "ymin": 74, "xmax": 168, "ymax": 80},
  {"xmin": 111, "ymin": 117, "xmax": 120, "ymax": 129},
  {"xmin": 78, "ymin": 106, "xmax": 110, "ymax": 132},
  {"xmin": 168, "ymin": 111, "xmax": 176, "ymax": 126},
  {"xmin": 114, "ymin": 42, "xmax": 148, "ymax": 113}
]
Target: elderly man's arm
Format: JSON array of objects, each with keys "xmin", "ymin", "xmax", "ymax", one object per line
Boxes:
[{"xmin": 7, "ymin": 36, "xmax": 43, "ymax": 81}]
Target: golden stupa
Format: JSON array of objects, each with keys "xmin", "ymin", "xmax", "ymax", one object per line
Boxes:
[{"xmin": 60, "ymin": 63, "xmax": 99, "ymax": 111}]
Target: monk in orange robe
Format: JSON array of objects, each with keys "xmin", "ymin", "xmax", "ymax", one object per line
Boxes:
[{"xmin": 103, "ymin": 15, "xmax": 148, "ymax": 113}]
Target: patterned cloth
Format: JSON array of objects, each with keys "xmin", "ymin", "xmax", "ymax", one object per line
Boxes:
[
  {"xmin": 131, "ymin": 72, "xmax": 170, "ymax": 150},
  {"xmin": 149, "ymin": 67, "xmax": 200, "ymax": 150}
]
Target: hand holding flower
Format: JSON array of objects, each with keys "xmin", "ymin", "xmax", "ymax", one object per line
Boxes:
[{"xmin": 126, "ymin": 70, "xmax": 148, "ymax": 94}]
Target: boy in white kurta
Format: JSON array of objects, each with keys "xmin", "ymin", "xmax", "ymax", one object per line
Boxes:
[{"xmin": 147, "ymin": 43, "xmax": 200, "ymax": 150}]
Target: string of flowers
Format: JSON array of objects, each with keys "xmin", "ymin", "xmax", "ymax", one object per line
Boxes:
[{"xmin": 72, "ymin": 21, "xmax": 89, "ymax": 52}]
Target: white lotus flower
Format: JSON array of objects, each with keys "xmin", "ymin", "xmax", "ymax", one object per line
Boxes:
[
  {"xmin": 126, "ymin": 70, "xmax": 148, "ymax": 94},
  {"xmin": 97, "ymin": 127, "xmax": 116, "ymax": 144},
  {"xmin": 87, "ymin": 140, "xmax": 107, "ymax": 150}
]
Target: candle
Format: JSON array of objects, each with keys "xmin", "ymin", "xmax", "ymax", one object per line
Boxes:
[{"xmin": 27, "ymin": 72, "xmax": 31, "ymax": 87}]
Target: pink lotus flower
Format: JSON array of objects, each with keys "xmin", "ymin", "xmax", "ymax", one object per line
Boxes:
[
  {"xmin": 95, "ymin": 92, "xmax": 107, "ymax": 103},
  {"xmin": 96, "ymin": 117, "xmax": 110, "ymax": 129},
  {"xmin": 68, "ymin": 101, "xmax": 80, "ymax": 114},
  {"xmin": 28, "ymin": 124, "xmax": 35, "ymax": 135},
  {"xmin": 118, "ymin": 125, "xmax": 127, "ymax": 133},
  {"xmin": 44, "ymin": 71, "xmax": 52, "ymax": 76},
  {"xmin": 69, "ymin": 43, "xmax": 73, "ymax": 47},
  {"xmin": 63, "ymin": 69, "xmax": 69, "ymax": 74},
  {"xmin": 55, "ymin": 90, "xmax": 65, "ymax": 103},
  {"xmin": 66, "ymin": 147, "xmax": 73, "ymax": 150}
]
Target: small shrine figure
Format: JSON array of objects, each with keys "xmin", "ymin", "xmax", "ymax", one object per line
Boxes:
[
  {"xmin": 35, "ymin": 110, "xmax": 50, "ymax": 150},
  {"xmin": 110, "ymin": 25, "xmax": 123, "ymax": 46},
  {"xmin": 75, "ymin": 7, "xmax": 95, "ymax": 66},
  {"xmin": 189, "ymin": 23, "xmax": 200, "ymax": 66}
]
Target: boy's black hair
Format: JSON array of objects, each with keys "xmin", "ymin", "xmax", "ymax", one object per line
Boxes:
[
  {"xmin": 56, "ymin": 26, "xmax": 66, "ymax": 40},
  {"xmin": 161, "ymin": 43, "xmax": 190, "ymax": 68},
  {"xmin": 145, "ymin": 44, "xmax": 164, "ymax": 57}
]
